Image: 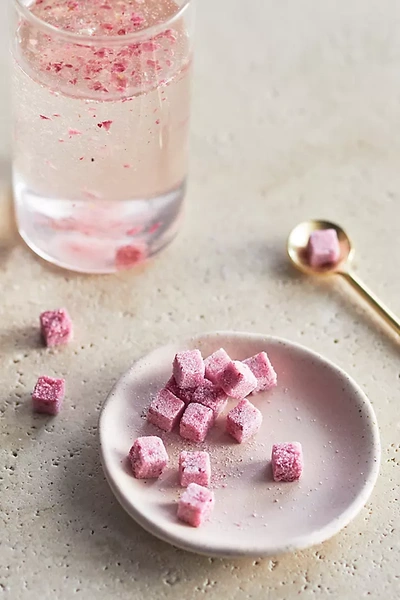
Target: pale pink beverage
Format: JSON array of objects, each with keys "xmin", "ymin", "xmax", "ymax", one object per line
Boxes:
[{"xmin": 11, "ymin": 0, "xmax": 194, "ymax": 272}]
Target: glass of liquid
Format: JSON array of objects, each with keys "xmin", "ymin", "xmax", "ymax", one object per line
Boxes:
[{"xmin": 11, "ymin": 0, "xmax": 194, "ymax": 273}]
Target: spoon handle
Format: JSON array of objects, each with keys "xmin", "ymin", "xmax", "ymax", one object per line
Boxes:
[{"xmin": 340, "ymin": 271, "xmax": 400, "ymax": 336}]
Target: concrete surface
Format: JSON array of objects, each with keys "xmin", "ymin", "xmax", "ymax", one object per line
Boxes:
[{"xmin": 1, "ymin": 1, "xmax": 399, "ymax": 598}]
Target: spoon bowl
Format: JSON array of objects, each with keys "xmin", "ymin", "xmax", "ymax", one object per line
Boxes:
[
  {"xmin": 287, "ymin": 219, "xmax": 399, "ymax": 336},
  {"xmin": 287, "ymin": 219, "xmax": 354, "ymax": 276}
]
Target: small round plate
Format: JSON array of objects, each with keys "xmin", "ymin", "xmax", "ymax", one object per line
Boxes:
[{"xmin": 99, "ymin": 332, "xmax": 380, "ymax": 557}]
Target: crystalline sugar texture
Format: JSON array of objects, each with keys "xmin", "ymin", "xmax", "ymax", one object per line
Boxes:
[
  {"xmin": 220, "ymin": 360, "xmax": 257, "ymax": 399},
  {"xmin": 192, "ymin": 380, "xmax": 228, "ymax": 419},
  {"xmin": 307, "ymin": 229, "xmax": 340, "ymax": 268},
  {"xmin": 177, "ymin": 483, "xmax": 215, "ymax": 527},
  {"xmin": 165, "ymin": 376, "xmax": 196, "ymax": 405},
  {"xmin": 179, "ymin": 450, "xmax": 211, "ymax": 487},
  {"xmin": 226, "ymin": 398, "xmax": 262, "ymax": 443},
  {"xmin": 173, "ymin": 350, "xmax": 205, "ymax": 389},
  {"xmin": 179, "ymin": 402, "xmax": 214, "ymax": 443},
  {"xmin": 271, "ymin": 442, "xmax": 303, "ymax": 482},
  {"xmin": 129, "ymin": 436, "xmax": 169, "ymax": 479},
  {"xmin": 32, "ymin": 376, "xmax": 65, "ymax": 415},
  {"xmin": 147, "ymin": 388, "xmax": 185, "ymax": 432},
  {"xmin": 40, "ymin": 308, "xmax": 73, "ymax": 347},
  {"xmin": 243, "ymin": 351, "xmax": 277, "ymax": 393},
  {"xmin": 204, "ymin": 348, "xmax": 231, "ymax": 384}
]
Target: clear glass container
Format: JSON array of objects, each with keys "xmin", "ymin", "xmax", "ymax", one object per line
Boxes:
[{"xmin": 11, "ymin": 0, "xmax": 194, "ymax": 272}]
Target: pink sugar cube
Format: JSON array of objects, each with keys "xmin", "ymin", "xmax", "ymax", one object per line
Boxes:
[
  {"xmin": 204, "ymin": 348, "xmax": 231, "ymax": 384},
  {"xmin": 147, "ymin": 388, "xmax": 185, "ymax": 432},
  {"xmin": 180, "ymin": 403, "xmax": 214, "ymax": 443},
  {"xmin": 243, "ymin": 351, "xmax": 277, "ymax": 393},
  {"xmin": 226, "ymin": 399, "xmax": 262, "ymax": 443},
  {"xmin": 165, "ymin": 376, "xmax": 196, "ymax": 405},
  {"xmin": 129, "ymin": 436, "xmax": 169, "ymax": 479},
  {"xmin": 32, "ymin": 376, "xmax": 65, "ymax": 415},
  {"xmin": 177, "ymin": 483, "xmax": 215, "ymax": 527},
  {"xmin": 271, "ymin": 442, "xmax": 303, "ymax": 482},
  {"xmin": 179, "ymin": 451, "xmax": 211, "ymax": 487},
  {"xmin": 40, "ymin": 308, "xmax": 73, "ymax": 347},
  {"xmin": 192, "ymin": 380, "xmax": 228, "ymax": 419},
  {"xmin": 220, "ymin": 361, "xmax": 257, "ymax": 400},
  {"xmin": 307, "ymin": 229, "xmax": 340, "ymax": 268},
  {"xmin": 115, "ymin": 243, "xmax": 147, "ymax": 270},
  {"xmin": 173, "ymin": 350, "xmax": 205, "ymax": 389}
]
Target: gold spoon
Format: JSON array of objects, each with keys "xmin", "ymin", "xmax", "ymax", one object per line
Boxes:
[{"xmin": 287, "ymin": 219, "xmax": 400, "ymax": 336}]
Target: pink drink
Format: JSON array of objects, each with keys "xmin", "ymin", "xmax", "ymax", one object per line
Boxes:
[{"xmin": 11, "ymin": 0, "xmax": 193, "ymax": 272}]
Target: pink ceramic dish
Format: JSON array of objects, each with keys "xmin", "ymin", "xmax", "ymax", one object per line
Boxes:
[{"xmin": 99, "ymin": 332, "xmax": 380, "ymax": 557}]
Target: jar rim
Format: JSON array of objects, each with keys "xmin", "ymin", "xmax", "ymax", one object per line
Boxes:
[{"xmin": 14, "ymin": 0, "xmax": 192, "ymax": 45}]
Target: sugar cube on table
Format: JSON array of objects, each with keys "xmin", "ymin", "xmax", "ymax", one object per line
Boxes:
[
  {"xmin": 179, "ymin": 451, "xmax": 211, "ymax": 487},
  {"xmin": 271, "ymin": 442, "xmax": 303, "ymax": 482},
  {"xmin": 307, "ymin": 229, "xmax": 340, "ymax": 268},
  {"xmin": 147, "ymin": 388, "xmax": 185, "ymax": 432},
  {"xmin": 40, "ymin": 308, "xmax": 73, "ymax": 347},
  {"xmin": 32, "ymin": 376, "xmax": 65, "ymax": 415},
  {"xmin": 129, "ymin": 436, "xmax": 169, "ymax": 479},
  {"xmin": 177, "ymin": 483, "xmax": 215, "ymax": 527},
  {"xmin": 220, "ymin": 361, "xmax": 257, "ymax": 399},
  {"xmin": 243, "ymin": 351, "xmax": 277, "ymax": 393},
  {"xmin": 204, "ymin": 348, "xmax": 231, "ymax": 384},
  {"xmin": 165, "ymin": 376, "xmax": 196, "ymax": 405},
  {"xmin": 192, "ymin": 380, "xmax": 228, "ymax": 419},
  {"xmin": 173, "ymin": 350, "xmax": 205, "ymax": 389},
  {"xmin": 179, "ymin": 403, "xmax": 214, "ymax": 443},
  {"xmin": 226, "ymin": 398, "xmax": 262, "ymax": 443}
]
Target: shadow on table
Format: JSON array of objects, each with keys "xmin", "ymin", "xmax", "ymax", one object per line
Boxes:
[
  {"xmin": 0, "ymin": 325, "xmax": 42, "ymax": 353},
  {"xmin": 0, "ymin": 163, "xmax": 19, "ymax": 264}
]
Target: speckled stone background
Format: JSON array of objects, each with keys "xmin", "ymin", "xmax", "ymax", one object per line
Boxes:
[{"xmin": 1, "ymin": 1, "xmax": 399, "ymax": 598}]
